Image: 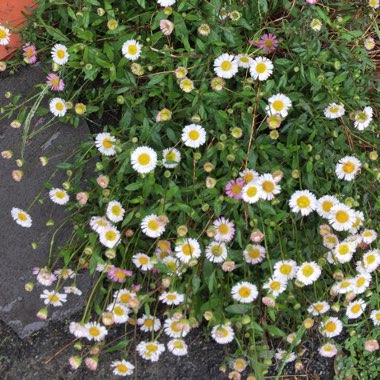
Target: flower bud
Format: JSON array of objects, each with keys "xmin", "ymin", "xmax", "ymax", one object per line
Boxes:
[
  {"xmin": 0, "ymin": 61, "xmax": 7, "ymax": 71},
  {"xmin": 11, "ymin": 120, "xmax": 21, "ymax": 129},
  {"xmin": 107, "ymin": 19, "xmax": 118, "ymax": 30},
  {"xmin": 12, "ymin": 170, "xmax": 24, "ymax": 182},
  {"xmin": 105, "ymin": 249, "xmax": 116, "ymax": 259},
  {"xmin": 75, "ymin": 103, "xmax": 87, "ymax": 115},
  {"xmin": 369, "ymin": 151, "xmax": 378, "ymax": 161},
  {"xmin": 203, "ymin": 162, "xmax": 214, "ymax": 172},
  {"xmin": 25, "ymin": 282, "xmax": 34, "ymax": 292},
  {"xmin": 206, "ymin": 177, "xmax": 216, "ymax": 188},
  {"xmin": 231, "ymin": 127, "xmax": 242, "ymax": 138},
  {"xmin": 1, "ymin": 150, "xmax": 13, "ymax": 159},
  {"xmin": 364, "ymin": 340, "xmax": 379, "ymax": 352},
  {"xmin": 97, "ymin": 7, "xmax": 105, "ymax": 16},
  {"xmin": 97, "ymin": 175, "xmax": 109, "ymax": 189},
  {"xmin": 69, "ymin": 355, "xmax": 82, "ymax": 370},
  {"xmin": 303, "ymin": 318, "xmax": 314, "ymax": 329},
  {"xmin": 37, "ymin": 307, "xmax": 48, "ymax": 320},
  {"xmin": 267, "ymin": 114, "xmax": 282, "ymax": 129}
]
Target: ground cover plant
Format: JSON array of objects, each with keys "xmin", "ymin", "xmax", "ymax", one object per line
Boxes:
[{"xmin": 1, "ymin": 0, "xmax": 380, "ymax": 378}]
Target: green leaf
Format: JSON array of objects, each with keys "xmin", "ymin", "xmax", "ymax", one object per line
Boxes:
[
  {"xmin": 105, "ymin": 339, "xmax": 129, "ymax": 353},
  {"xmin": 225, "ymin": 304, "xmax": 251, "ymax": 314}
]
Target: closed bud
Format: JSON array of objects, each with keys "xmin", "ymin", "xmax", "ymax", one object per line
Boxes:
[
  {"xmin": 37, "ymin": 307, "xmax": 48, "ymax": 320},
  {"xmin": 269, "ymin": 130, "xmax": 279, "ymax": 140},
  {"xmin": 291, "ymin": 169, "xmax": 300, "ymax": 179},
  {"xmin": 177, "ymin": 225, "xmax": 188, "ymax": 236},
  {"xmin": 5, "ymin": 91, "xmax": 12, "ymax": 99},
  {"xmin": 333, "ymin": 270, "xmax": 344, "ymax": 280},
  {"xmin": 39, "ymin": 156, "xmax": 49, "ymax": 166},
  {"xmin": 317, "ymin": 257, "xmax": 327, "ymax": 267},
  {"xmin": 191, "ymin": 114, "xmax": 201, "ymax": 123},
  {"xmin": 1, "ymin": 150, "xmax": 13, "ymax": 159},
  {"xmin": 16, "ymin": 159, "xmax": 24, "ymax": 167},
  {"xmin": 74, "ymin": 342, "xmax": 83, "ymax": 350},
  {"xmin": 206, "ymin": 176, "xmax": 216, "ymax": 188},
  {"xmin": 75, "ymin": 103, "xmax": 87, "ymax": 115},
  {"xmin": 131, "ymin": 63, "xmax": 144, "ymax": 76},
  {"xmin": 231, "ymin": 127, "xmax": 243, "ymax": 138},
  {"xmin": 12, "ymin": 170, "xmax": 24, "ymax": 182},
  {"xmin": 11, "ymin": 120, "xmax": 21, "ymax": 128},
  {"xmin": 107, "ymin": 19, "xmax": 119, "ymax": 30},
  {"xmin": 241, "ymin": 315, "xmax": 251, "ymax": 325},
  {"xmin": 25, "ymin": 282, "xmax": 34, "ymax": 292},
  {"xmin": 201, "ymin": 203, "xmax": 210, "ymax": 212},
  {"xmin": 203, "ymin": 162, "xmax": 214, "ymax": 172},
  {"xmin": 63, "ymin": 181, "xmax": 71, "ymax": 190},
  {"xmin": 369, "ymin": 151, "xmax": 378, "ymax": 161},
  {"xmin": 97, "ymin": 7, "xmax": 105, "ymax": 16},
  {"xmin": 83, "ymin": 247, "xmax": 93, "ymax": 256},
  {"xmin": 105, "ymin": 249, "xmax": 116, "ymax": 259},
  {"xmin": 331, "ymin": 302, "xmax": 340, "ymax": 313},
  {"xmin": 188, "ymin": 258, "xmax": 198, "ymax": 267},
  {"xmin": 303, "ymin": 318, "xmax": 314, "ymax": 329},
  {"xmin": 164, "ymin": 6, "xmax": 173, "ymax": 15}
]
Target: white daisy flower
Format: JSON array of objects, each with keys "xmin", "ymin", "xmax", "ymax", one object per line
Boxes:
[
  {"xmin": 350, "ymin": 210, "xmax": 364, "ymax": 233},
  {"xmin": 263, "ymin": 277, "xmax": 287, "ymax": 297},
  {"xmin": 324, "ymin": 103, "xmax": 345, "ymax": 119},
  {"xmin": 0, "ymin": 25, "xmax": 10, "ymax": 45},
  {"xmin": 175, "ymin": 238, "xmax": 201, "ymax": 263},
  {"xmin": 167, "ymin": 339, "xmax": 188, "ymax": 356},
  {"xmin": 40, "ymin": 290, "xmax": 67, "ymax": 307},
  {"xmin": 369, "ymin": 0, "xmax": 379, "ymax": 9},
  {"xmin": 157, "ymin": 0, "xmax": 176, "ymax": 7},
  {"xmin": 275, "ymin": 350, "xmax": 296, "ymax": 363},
  {"xmin": 95, "ymin": 133, "xmax": 117, "ymax": 156},
  {"xmin": 181, "ymin": 124, "xmax": 207, "ymax": 148},
  {"xmin": 137, "ymin": 314, "xmax": 161, "ymax": 332},
  {"xmin": 11, "ymin": 207, "xmax": 32, "ymax": 227},
  {"xmin": 266, "ymin": 94, "xmax": 292, "ymax": 117},
  {"xmin": 106, "ymin": 201, "xmax": 125, "ymax": 223},
  {"xmin": 316, "ymin": 195, "xmax": 339, "ymax": 218},
  {"xmin": 250, "ymin": 57, "xmax": 273, "ymax": 81},
  {"xmin": 49, "ymin": 97, "xmax": 67, "ymax": 117},
  {"xmin": 362, "ymin": 250, "xmax": 380, "ymax": 272},
  {"xmin": 84, "ymin": 321, "xmax": 108, "ymax": 342},
  {"xmin": 121, "ymin": 39, "xmax": 142, "ymax": 61},
  {"xmin": 159, "ymin": 291, "xmax": 185, "ymax": 306},
  {"xmin": 111, "ymin": 359, "xmax": 135, "ymax": 377},
  {"xmin": 370, "ymin": 310, "xmax": 380, "ymax": 326},
  {"xmin": 164, "ymin": 318, "xmax": 190, "ymax": 338},
  {"xmin": 318, "ymin": 343, "xmax": 337, "ymax": 358},
  {"xmin": 99, "ymin": 226, "xmax": 121, "ymax": 248},
  {"xmin": 335, "ymin": 156, "xmax": 361, "ymax": 181},
  {"xmin": 361, "ymin": 229, "xmax": 377, "ymax": 244},
  {"xmin": 51, "ymin": 44, "xmax": 69, "ymax": 65},
  {"xmin": 132, "ymin": 253, "xmax": 153, "ymax": 271},
  {"xmin": 213, "ymin": 217, "xmax": 235, "ymax": 242},
  {"xmin": 352, "ymin": 272, "xmax": 371, "ymax": 294},
  {"xmin": 113, "ymin": 289, "xmax": 137, "ymax": 304},
  {"xmin": 54, "ymin": 268, "xmax": 75, "ymax": 279},
  {"xmin": 296, "ymin": 262, "xmax": 321, "ymax": 285},
  {"xmin": 308, "ymin": 301, "xmax": 330, "ymax": 316},
  {"xmin": 310, "ymin": 19, "xmax": 322, "ymax": 32},
  {"xmin": 236, "ymin": 54, "xmax": 253, "ymax": 69},
  {"xmin": 289, "ymin": 190, "xmax": 317, "ymax": 216},
  {"xmin": 257, "ymin": 173, "xmax": 281, "ymax": 200},
  {"xmin": 331, "ymin": 279, "xmax": 353, "ymax": 295},
  {"xmin": 239, "ymin": 169, "xmax": 260, "ymax": 184},
  {"xmin": 141, "ymin": 214, "xmax": 166, "ymax": 238},
  {"xmin": 131, "ymin": 146, "xmax": 157, "ymax": 174},
  {"xmin": 69, "ymin": 322, "xmax": 87, "ymax": 338},
  {"xmin": 205, "ymin": 241, "xmax": 228, "ymax": 263},
  {"xmin": 90, "ymin": 216, "xmax": 112, "ymax": 233},
  {"xmin": 107, "ymin": 303, "xmax": 130, "ymax": 324},
  {"xmin": 136, "ymin": 341, "xmax": 165, "ymax": 362},
  {"xmin": 242, "ymin": 181, "xmax": 262, "ymax": 204},
  {"xmin": 334, "ymin": 241, "xmax": 356, "ymax": 264},
  {"xmin": 162, "ymin": 148, "xmax": 181, "ymax": 168},
  {"xmin": 213, "ymin": 53, "xmax": 238, "ymax": 79},
  {"xmin": 354, "ymin": 106, "xmax": 373, "ymax": 130},
  {"xmin": 320, "ymin": 317, "xmax": 343, "ymax": 338},
  {"xmin": 328, "ymin": 204, "xmax": 355, "ymax": 231},
  {"xmin": 231, "ymin": 281, "xmax": 258, "ymax": 303},
  {"xmin": 346, "ymin": 299, "xmax": 366, "ymax": 319},
  {"xmin": 273, "ymin": 260, "xmax": 298, "ymax": 280},
  {"xmin": 211, "ymin": 324, "xmax": 235, "ymax": 344},
  {"xmin": 243, "ymin": 244, "xmax": 266, "ymax": 264},
  {"xmin": 63, "ymin": 286, "xmax": 82, "ymax": 296},
  {"xmin": 49, "ymin": 188, "xmax": 69, "ymax": 205}
]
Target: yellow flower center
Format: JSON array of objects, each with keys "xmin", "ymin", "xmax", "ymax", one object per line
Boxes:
[
  {"xmin": 279, "ymin": 264, "xmax": 291, "ymax": 275},
  {"xmin": 240, "ymin": 56, "xmax": 249, "ymax": 63},
  {"xmin": 270, "ymin": 281, "xmax": 281, "ymax": 291},
  {"xmin": 376, "ymin": 313, "xmax": 380, "ymax": 321},
  {"xmin": 138, "ymin": 153, "xmax": 151, "ymax": 165},
  {"xmin": 329, "ymin": 106, "xmax": 339, "ymax": 113},
  {"xmin": 325, "ymin": 321, "xmax": 336, "ymax": 333},
  {"xmin": 57, "ymin": 49, "xmax": 65, "ymax": 59},
  {"xmin": 148, "ymin": 219, "xmax": 159, "ymax": 231},
  {"xmin": 165, "ymin": 152, "xmax": 176, "ymax": 161},
  {"xmin": 116, "ymin": 364, "xmax": 128, "ymax": 373},
  {"xmin": 335, "ymin": 210, "xmax": 349, "ymax": 223},
  {"xmin": 146, "ymin": 344, "xmax": 158, "ymax": 353},
  {"xmin": 173, "ymin": 340, "xmax": 184, "ymax": 349},
  {"xmin": 255, "ymin": 62, "xmax": 267, "ymax": 74},
  {"xmin": 314, "ymin": 304, "xmax": 324, "ymax": 312},
  {"xmin": 166, "ymin": 294, "xmax": 177, "ymax": 301},
  {"xmin": 363, "ymin": 231, "xmax": 372, "ymax": 237},
  {"xmin": 365, "ymin": 255, "xmax": 375, "ymax": 265},
  {"xmin": 301, "ymin": 265, "xmax": 314, "ymax": 277},
  {"xmin": 247, "ymin": 186, "xmax": 258, "ymax": 197},
  {"xmin": 244, "ymin": 172, "xmax": 254, "ymax": 182},
  {"xmin": 221, "ymin": 60, "xmax": 232, "ymax": 71},
  {"xmin": 128, "ymin": 45, "xmax": 138, "ymax": 55},
  {"xmin": 337, "ymin": 244, "xmax": 350, "ymax": 255},
  {"xmin": 324, "ymin": 345, "xmax": 333, "ymax": 352},
  {"xmin": 56, "ymin": 191, "xmax": 65, "ymax": 199},
  {"xmin": 112, "ymin": 205, "xmax": 122, "ymax": 216},
  {"xmin": 114, "ymin": 306, "xmax": 124, "ymax": 316},
  {"xmin": 0, "ymin": 30, "xmax": 6, "ymax": 39},
  {"xmin": 262, "ymin": 180, "xmax": 274, "ymax": 193},
  {"xmin": 342, "ymin": 162, "xmax": 355, "ymax": 174},
  {"xmin": 238, "ymin": 286, "xmax": 251, "ymax": 298},
  {"xmin": 55, "ymin": 102, "xmax": 64, "ymax": 111},
  {"xmin": 264, "ymin": 39, "xmax": 273, "ymax": 48},
  {"xmin": 248, "ymin": 248, "xmax": 261, "ymax": 259},
  {"xmin": 188, "ymin": 130, "xmax": 200, "ymax": 140},
  {"xmin": 89, "ymin": 327, "xmax": 100, "ymax": 337},
  {"xmin": 211, "ymin": 245, "xmax": 223, "ymax": 256},
  {"xmin": 297, "ymin": 196, "xmax": 311, "ymax": 208},
  {"xmin": 144, "ymin": 319, "xmax": 154, "ymax": 328},
  {"xmin": 182, "ymin": 243, "xmax": 194, "ymax": 256},
  {"xmin": 51, "ymin": 77, "xmax": 59, "ymax": 87},
  {"xmin": 218, "ymin": 223, "xmax": 229, "ymax": 235},
  {"xmin": 340, "ymin": 281, "xmax": 351, "ymax": 289},
  {"xmin": 231, "ymin": 183, "xmax": 242, "ymax": 195},
  {"xmin": 48, "ymin": 294, "xmax": 59, "ymax": 303},
  {"xmin": 171, "ymin": 322, "xmax": 182, "ymax": 332},
  {"xmin": 25, "ymin": 48, "xmax": 34, "ymax": 58},
  {"xmin": 105, "ymin": 230, "xmax": 117, "ymax": 241},
  {"xmin": 351, "ymin": 304, "xmax": 361, "ymax": 314},
  {"xmin": 356, "ymin": 112, "xmax": 368, "ymax": 123},
  {"xmin": 102, "ymin": 138, "xmax": 113, "ymax": 148},
  {"xmin": 272, "ymin": 100, "xmax": 284, "ymax": 112},
  {"xmin": 18, "ymin": 212, "xmax": 27, "ymax": 221},
  {"xmin": 356, "ymin": 277, "xmax": 365, "ymax": 287},
  {"xmin": 322, "ymin": 200, "xmax": 333, "ymax": 212},
  {"xmin": 114, "ymin": 270, "xmax": 126, "ymax": 280},
  {"xmin": 120, "ymin": 293, "xmax": 131, "ymax": 303},
  {"xmin": 139, "ymin": 256, "xmax": 149, "ymax": 265}
]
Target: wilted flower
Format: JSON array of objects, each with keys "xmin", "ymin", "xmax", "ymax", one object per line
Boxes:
[{"xmin": 160, "ymin": 19, "xmax": 174, "ymax": 35}]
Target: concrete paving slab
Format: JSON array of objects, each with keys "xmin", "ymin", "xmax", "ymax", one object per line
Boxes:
[{"xmin": 0, "ymin": 65, "xmax": 93, "ymax": 338}]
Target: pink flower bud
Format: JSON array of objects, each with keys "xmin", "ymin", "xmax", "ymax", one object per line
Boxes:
[
  {"xmin": 69, "ymin": 355, "xmax": 82, "ymax": 370},
  {"xmin": 96, "ymin": 175, "xmax": 109, "ymax": 189},
  {"xmin": 76, "ymin": 192, "xmax": 88, "ymax": 205},
  {"xmin": 364, "ymin": 340, "xmax": 379, "ymax": 352},
  {"xmin": 12, "ymin": 170, "xmax": 24, "ymax": 182},
  {"xmin": 160, "ymin": 19, "xmax": 174, "ymax": 36},
  {"xmin": 84, "ymin": 356, "xmax": 98, "ymax": 371},
  {"xmin": 250, "ymin": 229, "xmax": 264, "ymax": 243}
]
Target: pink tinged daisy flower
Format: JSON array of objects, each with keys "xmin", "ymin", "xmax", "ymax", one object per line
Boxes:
[
  {"xmin": 160, "ymin": 19, "xmax": 174, "ymax": 36},
  {"xmin": 243, "ymin": 244, "xmax": 266, "ymax": 264},
  {"xmin": 23, "ymin": 43, "xmax": 37, "ymax": 64},
  {"xmin": 69, "ymin": 322, "xmax": 87, "ymax": 338},
  {"xmin": 306, "ymin": 0, "xmax": 318, "ymax": 3},
  {"xmin": 213, "ymin": 217, "xmax": 235, "ymax": 242},
  {"xmin": 107, "ymin": 267, "xmax": 133, "ymax": 283},
  {"xmin": 46, "ymin": 73, "xmax": 65, "ymax": 92},
  {"xmin": 211, "ymin": 324, "xmax": 235, "ymax": 344},
  {"xmin": 167, "ymin": 339, "xmax": 188, "ymax": 356},
  {"xmin": 33, "ymin": 267, "xmax": 57, "ymax": 286},
  {"xmin": 255, "ymin": 33, "xmax": 278, "ymax": 53},
  {"xmin": 225, "ymin": 178, "xmax": 244, "ymax": 199},
  {"xmin": 323, "ymin": 233, "xmax": 339, "ymax": 249},
  {"xmin": 319, "ymin": 343, "xmax": 337, "ymax": 358}
]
